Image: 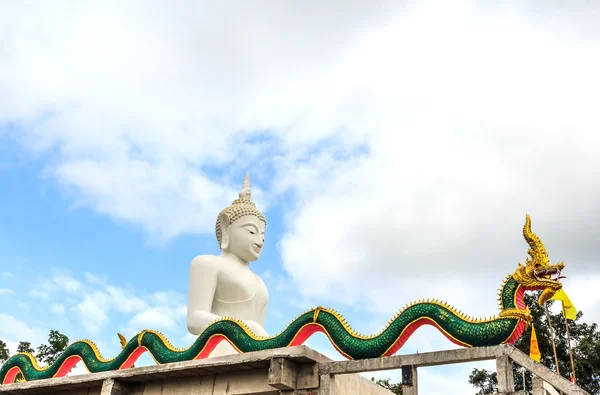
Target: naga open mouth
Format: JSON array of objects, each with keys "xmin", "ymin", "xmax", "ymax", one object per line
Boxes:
[{"xmin": 534, "ymin": 267, "xmax": 566, "ymax": 282}]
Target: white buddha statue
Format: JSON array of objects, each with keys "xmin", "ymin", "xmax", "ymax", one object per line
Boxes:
[{"xmin": 186, "ymin": 172, "xmax": 269, "ymax": 357}]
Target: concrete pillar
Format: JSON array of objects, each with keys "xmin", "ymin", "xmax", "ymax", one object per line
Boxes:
[
  {"xmin": 402, "ymin": 365, "xmax": 418, "ymax": 395},
  {"xmin": 496, "ymin": 355, "xmax": 515, "ymax": 394},
  {"xmin": 269, "ymin": 358, "xmax": 299, "ymax": 390},
  {"xmin": 101, "ymin": 378, "xmax": 130, "ymax": 395},
  {"xmin": 319, "ymin": 373, "xmax": 333, "ymax": 395},
  {"xmin": 532, "ymin": 375, "xmax": 545, "ymax": 395}
]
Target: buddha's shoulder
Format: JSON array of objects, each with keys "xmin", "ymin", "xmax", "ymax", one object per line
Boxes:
[{"xmin": 190, "ymin": 254, "xmax": 225, "ymax": 269}]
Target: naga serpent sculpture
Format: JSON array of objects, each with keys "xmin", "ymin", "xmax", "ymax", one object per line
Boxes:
[{"xmin": 0, "ymin": 214, "xmax": 566, "ymax": 384}]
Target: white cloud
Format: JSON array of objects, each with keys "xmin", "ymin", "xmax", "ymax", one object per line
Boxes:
[
  {"xmin": 53, "ymin": 275, "xmax": 82, "ymax": 293},
  {"xmin": 27, "ymin": 273, "xmax": 82, "ymax": 299},
  {"xmin": 51, "ymin": 304, "xmax": 65, "ymax": 314},
  {"xmin": 84, "ymin": 271, "xmax": 108, "ymax": 285},
  {"xmin": 75, "ymin": 291, "xmax": 112, "ymax": 333},
  {"xmin": 0, "ymin": 288, "xmax": 14, "ymax": 295},
  {"xmin": 0, "ymin": 2, "xmax": 597, "ymax": 304},
  {"xmin": 274, "ymin": 6, "xmax": 600, "ymax": 317},
  {"xmin": 29, "ymin": 290, "xmax": 49, "ymax": 299},
  {"xmin": 125, "ymin": 307, "xmax": 183, "ymax": 333},
  {"xmin": 104, "ymin": 285, "xmax": 147, "ymax": 314},
  {"xmin": 123, "ymin": 291, "xmax": 187, "ymax": 334},
  {"xmin": 68, "ymin": 274, "xmax": 187, "ymax": 336},
  {"xmin": 0, "ymin": 314, "xmax": 44, "ymax": 351},
  {"xmin": 0, "ymin": 272, "xmax": 14, "ymax": 278}
]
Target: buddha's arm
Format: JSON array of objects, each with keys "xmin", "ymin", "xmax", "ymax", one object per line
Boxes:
[
  {"xmin": 187, "ymin": 258, "xmax": 221, "ymax": 335},
  {"xmin": 186, "ymin": 258, "xmax": 269, "ymax": 338},
  {"xmin": 258, "ymin": 303, "xmax": 267, "ymax": 327},
  {"xmin": 258, "ymin": 278, "xmax": 268, "ymax": 327}
]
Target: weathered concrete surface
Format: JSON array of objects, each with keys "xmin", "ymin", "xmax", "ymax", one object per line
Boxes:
[
  {"xmin": 506, "ymin": 347, "xmax": 590, "ymax": 395},
  {"xmin": 0, "ymin": 344, "xmax": 590, "ymax": 395},
  {"xmin": 319, "ymin": 344, "xmax": 508, "ymax": 375},
  {"xmin": 332, "ymin": 373, "xmax": 393, "ymax": 395},
  {"xmin": 532, "ymin": 375, "xmax": 546, "ymax": 395},
  {"xmin": 128, "ymin": 370, "xmax": 279, "ymax": 395},
  {"xmin": 0, "ymin": 346, "xmax": 390, "ymax": 395},
  {"xmin": 401, "ymin": 365, "xmax": 418, "ymax": 395},
  {"xmin": 496, "ymin": 355, "xmax": 515, "ymax": 393}
]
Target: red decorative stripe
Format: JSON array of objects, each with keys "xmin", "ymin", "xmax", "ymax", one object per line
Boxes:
[
  {"xmin": 504, "ymin": 321, "xmax": 527, "ymax": 344},
  {"xmin": 120, "ymin": 347, "xmax": 146, "ymax": 369},
  {"xmin": 288, "ymin": 324, "xmax": 325, "ymax": 347},
  {"xmin": 195, "ymin": 335, "xmax": 239, "ymax": 359},
  {"xmin": 288, "ymin": 323, "xmax": 354, "ymax": 359},
  {"xmin": 515, "ymin": 285, "xmax": 526, "ymax": 310},
  {"xmin": 54, "ymin": 355, "xmax": 82, "ymax": 378},
  {"xmin": 2, "ymin": 367, "xmax": 19, "ymax": 384},
  {"xmin": 384, "ymin": 317, "xmax": 471, "ymax": 356}
]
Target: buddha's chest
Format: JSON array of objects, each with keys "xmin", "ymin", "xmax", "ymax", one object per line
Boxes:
[{"xmin": 215, "ymin": 269, "xmax": 267, "ymax": 303}]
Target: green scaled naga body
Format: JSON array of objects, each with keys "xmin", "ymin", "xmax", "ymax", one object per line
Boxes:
[{"xmin": 0, "ymin": 214, "xmax": 566, "ymax": 384}]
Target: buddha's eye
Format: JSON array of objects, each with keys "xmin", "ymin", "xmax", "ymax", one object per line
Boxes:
[{"xmin": 248, "ymin": 230, "xmax": 255, "ymax": 235}]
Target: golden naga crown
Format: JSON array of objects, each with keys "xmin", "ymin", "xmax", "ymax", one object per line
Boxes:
[{"xmin": 513, "ymin": 214, "xmax": 565, "ymax": 305}]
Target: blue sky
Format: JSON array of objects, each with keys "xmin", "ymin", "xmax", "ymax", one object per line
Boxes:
[
  {"xmin": 0, "ymin": 132, "xmax": 500, "ymax": 392},
  {"xmin": 1, "ymin": 2, "xmax": 600, "ymax": 394}
]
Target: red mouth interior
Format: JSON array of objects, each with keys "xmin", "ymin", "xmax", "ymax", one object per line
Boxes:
[{"xmin": 534, "ymin": 267, "xmax": 565, "ymax": 281}]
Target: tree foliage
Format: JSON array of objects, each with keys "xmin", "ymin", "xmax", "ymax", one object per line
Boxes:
[
  {"xmin": 16, "ymin": 342, "xmax": 34, "ymax": 354},
  {"xmin": 36, "ymin": 330, "xmax": 69, "ymax": 366},
  {"xmin": 0, "ymin": 341, "xmax": 9, "ymax": 364},
  {"xmin": 0, "ymin": 329, "xmax": 70, "ymax": 382},
  {"xmin": 372, "ymin": 377, "xmax": 403, "ymax": 394},
  {"xmin": 468, "ymin": 292, "xmax": 600, "ymax": 395}
]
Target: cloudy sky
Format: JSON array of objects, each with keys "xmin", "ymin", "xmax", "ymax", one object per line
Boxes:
[{"xmin": 1, "ymin": 1, "xmax": 599, "ymax": 393}]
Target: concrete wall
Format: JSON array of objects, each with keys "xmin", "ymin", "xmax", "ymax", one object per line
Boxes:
[
  {"xmin": 1, "ymin": 344, "xmax": 589, "ymax": 394},
  {"xmin": 0, "ymin": 346, "xmax": 392, "ymax": 395},
  {"xmin": 333, "ymin": 374, "xmax": 395, "ymax": 395},
  {"xmin": 128, "ymin": 371, "xmax": 280, "ymax": 395}
]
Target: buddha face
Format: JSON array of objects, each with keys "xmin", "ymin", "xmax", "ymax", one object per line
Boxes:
[{"xmin": 222, "ymin": 214, "xmax": 265, "ymax": 263}]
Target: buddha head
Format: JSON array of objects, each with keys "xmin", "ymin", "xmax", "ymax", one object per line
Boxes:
[{"xmin": 215, "ymin": 172, "xmax": 267, "ymax": 263}]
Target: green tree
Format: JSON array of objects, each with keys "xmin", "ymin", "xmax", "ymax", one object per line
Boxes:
[
  {"xmin": 0, "ymin": 340, "xmax": 9, "ymax": 364},
  {"xmin": 468, "ymin": 292, "xmax": 600, "ymax": 395},
  {"xmin": 0, "ymin": 330, "xmax": 71, "ymax": 383},
  {"xmin": 36, "ymin": 330, "xmax": 69, "ymax": 365},
  {"xmin": 372, "ymin": 377, "xmax": 403, "ymax": 394},
  {"xmin": 468, "ymin": 368, "xmax": 497, "ymax": 394},
  {"xmin": 16, "ymin": 342, "xmax": 34, "ymax": 354}
]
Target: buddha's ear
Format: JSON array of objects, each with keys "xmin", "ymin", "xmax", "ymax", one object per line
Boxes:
[{"xmin": 219, "ymin": 213, "xmax": 231, "ymax": 250}]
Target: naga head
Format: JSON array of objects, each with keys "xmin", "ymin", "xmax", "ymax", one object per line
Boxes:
[{"xmin": 513, "ymin": 214, "xmax": 565, "ymax": 305}]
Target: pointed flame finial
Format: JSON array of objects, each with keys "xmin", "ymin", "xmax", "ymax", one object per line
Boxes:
[{"xmin": 239, "ymin": 172, "xmax": 251, "ymax": 200}]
